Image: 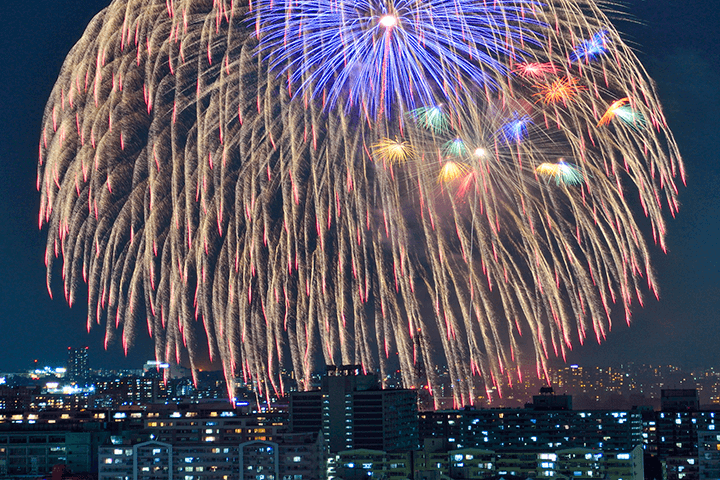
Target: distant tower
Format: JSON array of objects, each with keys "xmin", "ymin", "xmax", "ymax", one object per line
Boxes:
[{"xmin": 67, "ymin": 347, "xmax": 89, "ymax": 385}]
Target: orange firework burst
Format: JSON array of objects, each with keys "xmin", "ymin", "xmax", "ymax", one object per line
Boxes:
[
  {"xmin": 597, "ymin": 97, "xmax": 630, "ymax": 126},
  {"xmin": 533, "ymin": 76, "xmax": 586, "ymax": 105}
]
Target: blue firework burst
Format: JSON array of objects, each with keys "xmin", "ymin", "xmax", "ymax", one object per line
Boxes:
[
  {"xmin": 255, "ymin": 0, "xmax": 543, "ymax": 117},
  {"xmin": 500, "ymin": 113, "xmax": 532, "ymax": 144},
  {"xmin": 570, "ymin": 30, "xmax": 610, "ymax": 63}
]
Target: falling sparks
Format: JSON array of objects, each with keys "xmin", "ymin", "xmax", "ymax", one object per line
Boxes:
[{"xmin": 38, "ymin": 0, "xmax": 683, "ymax": 407}]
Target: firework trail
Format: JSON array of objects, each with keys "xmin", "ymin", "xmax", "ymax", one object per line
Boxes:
[{"xmin": 39, "ymin": 0, "xmax": 683, "ymax": 405}]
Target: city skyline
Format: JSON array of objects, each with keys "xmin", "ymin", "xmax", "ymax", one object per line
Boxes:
[
  {"xmin": 5, "ymin": 355, "xmax": 720, "ymax": 411},
  {"xmin": 0, "ymin": 0, "xmax": 718, "ymax": 377},
  {"xmin": 0, "ymin": 367, "xmax": 713, "ymax": 480}
]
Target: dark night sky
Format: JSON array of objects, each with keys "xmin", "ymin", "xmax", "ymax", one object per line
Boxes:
[{"xmin": 0, "ymin": 0, "xmax": 718, "ymax": 372}]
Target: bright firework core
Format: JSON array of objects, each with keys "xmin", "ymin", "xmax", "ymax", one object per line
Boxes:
[{"xmin": 379, "ymin": 14, "xmax": 398, "ymax": 28}]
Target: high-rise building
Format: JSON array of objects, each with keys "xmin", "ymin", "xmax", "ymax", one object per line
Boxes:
[
  {"xmin": 698, "ymin": 431, "xmax": 720, "ymax": 480},
  {"xmin": 290, "ymin": 365, "xmax": 419, "ymax": 453},
  {"xmin": 419, "ymin": 404, "xmax": 643, "ymax": 452},
  {"xmin": 328, "ymin": 444, "xmax": 644, "ymax": 480},
  {"xmin": 0, "ymin": 430, "xmax": 95, "ymax": 477},
  {"xmin": 98, "ymin": 432, "xmax": 324, "ymax": 480},
  {"xmin": 67, "ymin": 347, "xmax": 89, "ymax": 386},
  {"xmin": 94, "ymin": 377, "xmax": 167, "ymax": 406}
]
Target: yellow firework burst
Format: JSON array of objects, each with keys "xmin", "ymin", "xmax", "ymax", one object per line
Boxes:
[
  {"xmin": 438, "ymin": 161, "xmax": 469, "ymax": 183},
  {"xmin": 373, "ymin": 138, "xmax": 414, "ymax": 164}
]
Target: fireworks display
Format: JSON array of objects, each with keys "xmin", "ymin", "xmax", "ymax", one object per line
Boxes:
[{"xmin": 38, "ymin": 0, "xmax": 683, "ymax": 405}]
